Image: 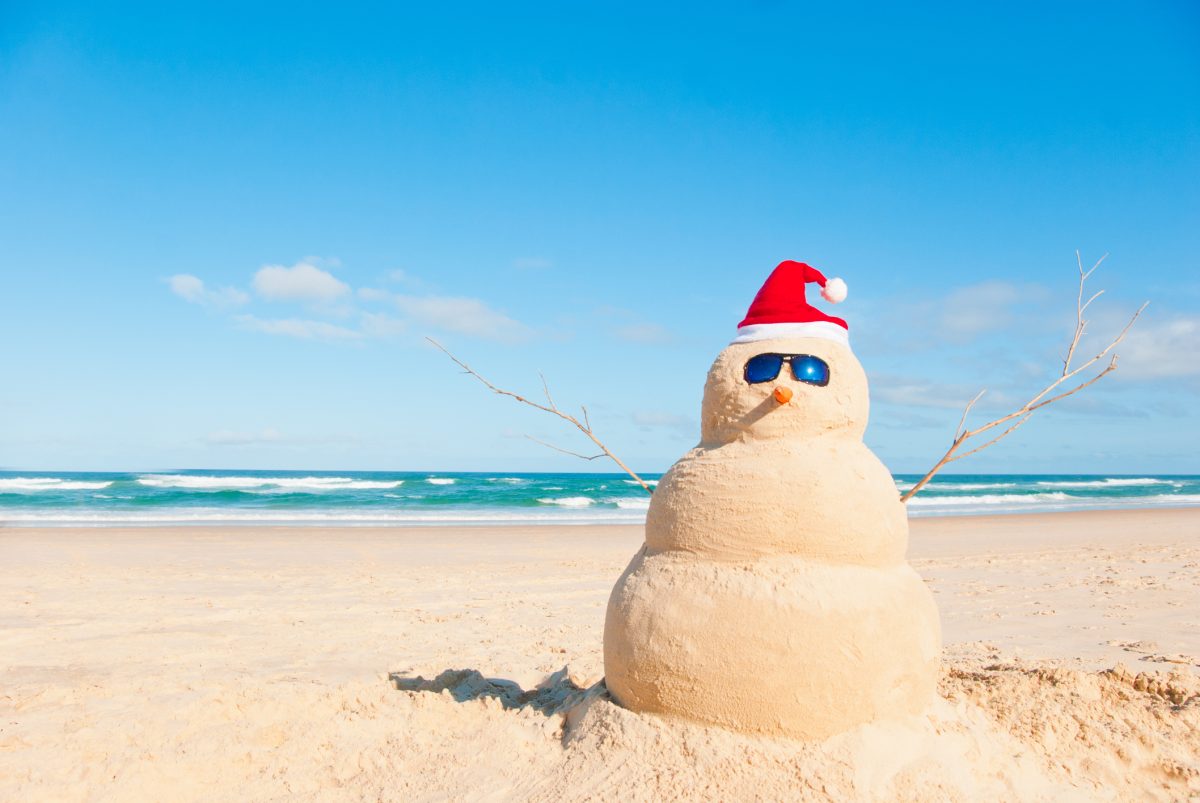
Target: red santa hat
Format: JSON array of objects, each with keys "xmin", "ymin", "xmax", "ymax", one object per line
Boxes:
[{"xmin": 732, "ymin": 260, "xmax": 849, "ymax": 346}]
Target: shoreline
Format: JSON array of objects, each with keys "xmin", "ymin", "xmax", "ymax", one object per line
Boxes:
[
  {"xmin": 3, "ymin": 470, "xmax": 1196, "ymax": 529},
  {"xmin": 2, "ymin": 500, "xmax": 1198, "ymax": 528},
  {"xmin": 4, "ymin": 503, "xmax": 1197, "ymax": 533}
]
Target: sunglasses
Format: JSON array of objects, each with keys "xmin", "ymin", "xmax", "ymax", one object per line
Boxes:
[{"xmin": 743, "ymin": 353, "xmax": 830, "ymax": 386}]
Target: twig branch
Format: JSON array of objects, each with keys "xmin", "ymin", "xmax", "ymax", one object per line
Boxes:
[
  {"xmin": 525, "ymin": 436, "xmax": 605, "ymax": 461},
  {"xmin": 900, "ymin": 256, "xmax": 1147, "ymax": 503},
  {"xmin": 955, "ymin": 390, "xmax": 986, "ymax": 440},
  {"xmin": 427, "ymin": 338, "xmax": 653, "ymax": 494}
]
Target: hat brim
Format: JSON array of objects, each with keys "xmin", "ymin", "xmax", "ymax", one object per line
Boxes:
[{"xmin": 731, "ymin": 321, "xmax": 850, "ymax": 346}]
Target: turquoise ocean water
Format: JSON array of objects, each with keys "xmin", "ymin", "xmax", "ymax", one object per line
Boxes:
[{"xmin": 0, "ymin": 470, "xmax": 1197, "ymax": 526}]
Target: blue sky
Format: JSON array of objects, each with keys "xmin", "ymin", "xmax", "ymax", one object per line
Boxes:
[{"xmin": 1, "ymin": 2, "xmax": 1197, "ymax": 473}]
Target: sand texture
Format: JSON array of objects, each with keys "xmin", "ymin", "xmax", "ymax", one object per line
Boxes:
[
  {"xmin": 606, "ymin": 336, "xmax": 940, "ymax": 738},
  {"xmin": 2, "ymin": 508, "xmax": 1199, "ymax": 801}
]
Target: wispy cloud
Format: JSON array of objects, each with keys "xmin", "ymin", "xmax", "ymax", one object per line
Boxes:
[
  {"xmin": 937, "ymin": 281, "xmax": 1030, "ymax": 339},
  {"xmin": 385, "ymin": 269, "xmax": 427, "ymax": 288},
  {"xmin": 253, "ymin": 261, "xmax": 349, "ymax": 303},
  {"xmin": 235, "ymin": 314, "xmax": 362, "ymax": 341},
  {"xmin": 357, "ymin": 287, "xmax": 392, "ymax": 302},
  {"xmin": 1113, "ymin": 314, "xmax": 1200, "ymax": 380},
  {"xmin": 614, "ymin": 323, "xmax": 675, "ymax": 345},
  {"xmin": 394, "ymin": 294, "xmax": 532, "ymax": 343},
  {"xmin": 168, "ymin": 274, "xmax": 249, "ymax": 308},
  {"xmin": 871, "ymin": 378, "xmax": 981, "ymax": 410},
  {"xmin": 595, "ymin": 305, "xmax": 676, "ymax": 346},
  {"xmin": 359, "ymin": 311, "xmax": 408, "ymax": 338},
  {"xmin": 870, "ymin": 374, "xmax": 1019, "ymax": 412},
  {"xmin": 171, "ymin": 259, "xmax": 533, "ymax": 343},
  {"xmin": 205, "ymin": 427, "xmax": 283, "ymax": 446},
  {"xmin": 631, "ymin": 410, "xmax": 696, "ymax": 435}
]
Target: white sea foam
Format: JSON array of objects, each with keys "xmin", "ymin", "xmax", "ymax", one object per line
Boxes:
[
  {"xmin": 0, "ymin": 477, "xmax": 113, "ymax": 491},
  {"xmin": 537, "ymin": 496, "xmax": 595, "ymax": 507},
  {"xmin": 3, "ymin": 493, "xmax": 1196, "ymax": 527},
  {"xmin": 1034, "ymin": 478, "xmax": 1179, "ymax": 489},
  {"xmin": 907, "ymin": 492, "xmax": 1072, "ymax": 506},
  {"xmin": 136, "ymin": 475, "xmax": 403, "ymax": 491},
  {"xmin": 926, "ymin": 482, "xmax": 1019, "ymax": 491},
  {"xmin": 425, "ymin": 478, "xmax": 457, "ymax": 485},
  {"xmin": 623, "ymin": 479, "xmax": 659, "ymax": 486},
  {"xmin": 906, "ymin": 493, "xmax": 1200, "ymax": 516},
  {"xmin": 486, "ymin": 477, "xmax": 525, "ymax": 484},
  {"xmin": 0, "ymin": 507, "xmax": 647, "ymax": 526},
  {"xmin": 610, "ymin": 497, "xmax": 651, "ymax": 510}
]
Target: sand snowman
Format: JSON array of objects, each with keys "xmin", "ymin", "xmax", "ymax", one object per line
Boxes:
[{"xmin": 604, "ymin": 260, "xmax": 941, "ymax": 740}]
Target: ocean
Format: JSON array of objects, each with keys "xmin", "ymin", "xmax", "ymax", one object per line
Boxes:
[{"xmin": 0, "ymin": 470, "xmax": 1196, "ymax": 526}]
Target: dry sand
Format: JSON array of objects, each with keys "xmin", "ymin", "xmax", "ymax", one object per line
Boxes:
[{"xmin": 1, "ymin": 508, "xmax": 1198, "ymax": 801}]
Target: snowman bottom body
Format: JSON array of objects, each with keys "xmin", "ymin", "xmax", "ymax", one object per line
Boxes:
[{"xmin": 604, "ymin": 547, "xmax": 940, "ymax": 740}]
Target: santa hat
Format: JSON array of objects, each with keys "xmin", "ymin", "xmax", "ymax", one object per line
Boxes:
[{"xmin": 732, "ymin": 260, "xmax": 849, "ymax": 346}]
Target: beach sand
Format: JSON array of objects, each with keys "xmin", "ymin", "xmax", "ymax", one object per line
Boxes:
[{"xmin": 2, "ymin": 508, "xmax": 1198, "ymax": 800}]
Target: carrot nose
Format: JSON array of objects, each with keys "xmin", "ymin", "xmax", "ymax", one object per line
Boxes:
[{"xmin": 773, "ymin": 386, "xmax": 793, "ymax": 405}]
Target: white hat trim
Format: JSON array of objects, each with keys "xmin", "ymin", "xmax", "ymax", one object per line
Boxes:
[{"xmin": 731, "ymin": 321, "xmax": 850, "ymax": 346}]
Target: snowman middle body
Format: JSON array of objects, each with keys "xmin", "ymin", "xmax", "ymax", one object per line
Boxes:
[{"xmin": 603, "ymin": 336, "xmax": 941, "ymax": 740}]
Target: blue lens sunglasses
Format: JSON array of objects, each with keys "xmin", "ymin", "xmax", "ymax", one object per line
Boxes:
[{"xmin": 743, "ymin": 353, "xmax": 830, "ymax": 387}]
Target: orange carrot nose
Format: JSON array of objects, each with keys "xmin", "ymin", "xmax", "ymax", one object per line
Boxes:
[{"xmin": 773, "ymin": 386, "xmax": 793, "ymax": 405}]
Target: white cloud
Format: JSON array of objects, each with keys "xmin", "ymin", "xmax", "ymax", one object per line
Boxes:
[
  {"xmin": 235, "ymin": 314, "xmax": 362, "ymax": 341},
  {"xmin": 253, "ymin": 261, "xmax": 349, "ymax": 303},
  {"xmin": 614, "ymin": 323, "xmax": 675, "ymax": 345},
  {"xmin": 359, "ymin": 311, "xmax": 408, "ymax": 338},
  {"xmin": 385, "ymin": 269, "xmax": 427, "ymax": 287},
  {"xmin": 205, "ymin": 428, "xmax": 282, "ymax": 446},
  {"xmin": 168, "ymin": 274, "xmax": 249, "ymax": 308},
  {"xmin": 394, "ymin": 294, "xmax": 532, "ymax": 342},
  {"xmin": 632, "ymin": 411, "xmax": 696, "ymax": 435},
  {"xmin": 170, "ymin": 261, "xmax": 540, "ymax": 346},
  {"xmin": 168, "ymin": 274, "xmax": 205, "ymax": 301},
  {"xmin": 870, "ymin": 374, "xmax": 1018, "ymax": 412},
  {"xmin": 871, "ymin": 379, "xmax": 979, "ymax": 410},
  {"xmin": 1114, "ymin": 315, "xmax": 1200, "ymax": 380},
  {"xmin": 357, "ymin": 287, "xmax": 392, "ymax": 302},
  {"xmin": 938, "ymin": 281, "xmax": 1023, "ymax": 338}
]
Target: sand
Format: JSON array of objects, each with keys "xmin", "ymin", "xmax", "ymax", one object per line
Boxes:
[{"xmin": 1, "ymin": 508, "xmax": 1198, "ymax": 801}]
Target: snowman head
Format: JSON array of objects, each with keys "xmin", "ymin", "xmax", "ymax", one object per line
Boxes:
[
  {"xmin": 700, "ymin": 337, "xmax": 868, "ymax": 445},
  {"xmin": 699, "ymin": 261, "xmax": 866, "ymax": 445}
]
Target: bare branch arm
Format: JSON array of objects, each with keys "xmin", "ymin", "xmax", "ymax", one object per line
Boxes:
[
  {"xmin": 427, "ymin": 338, "xmax": 653, "ymax": 493},
  {"xmin": 539, "ymin": 372, "xmax": 557, "ymax": 411},
  {"xmin": 525, "ymin": 436, "xmax": 604, "ymax": 461},
  {"xmin": 901, "ymin": 257, "xmax": 1146, "ymax": 503},
  {"xmin": 955, "ymin": 390, "xmax": 986, "ymax": 440},
  {"xmin": 948, "ymin": 412, "xmax": 1035, "ymax": 463}
]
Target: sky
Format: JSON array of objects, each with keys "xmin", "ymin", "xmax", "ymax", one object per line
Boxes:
[{"xmin": 1, "ymin": 1, "xmax": 1198, "ymax": 474}]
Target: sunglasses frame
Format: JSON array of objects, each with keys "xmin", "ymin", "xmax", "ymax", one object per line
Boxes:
[{"xmin": 742, "ymin": 353, "xmax": 831, "ymax": 387}]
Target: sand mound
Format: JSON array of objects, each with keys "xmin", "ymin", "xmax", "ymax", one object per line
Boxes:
[
  {"xmin": 940, "ymin": 661, "xmax": 1200, "ymax": 799},
  {"xmin": 5, "ymin": 652, "xmax": 1196, "ymax": 802},
  {"xmin": 381, "ymin": 660, "xmax": 1198, "ymax": 802}
]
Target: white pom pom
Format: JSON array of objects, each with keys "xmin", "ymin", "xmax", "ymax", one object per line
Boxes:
[{"xmin": 821, "ymin": 277, "xmax": 847, "ymax": 304}]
